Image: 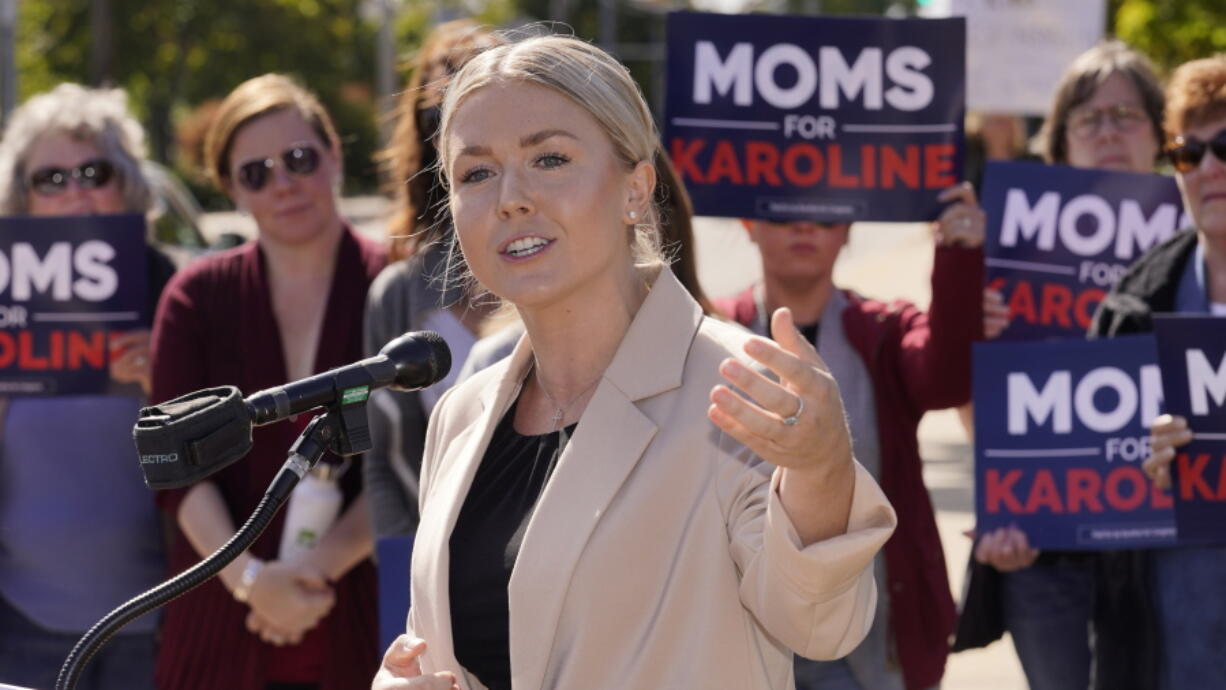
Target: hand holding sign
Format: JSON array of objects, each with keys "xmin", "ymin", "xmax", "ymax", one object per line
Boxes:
[
  {"xmin": 1144, "ymin": 414, "xmax": 1194, "ymax": 490},
  {"xmin": 983, "ymin": 288, "xmax": 1009, "ymax": 339},
  {"xmin": 1152, "ymin": 316, "xmax": 1226, "ymax": 543},
  {"xmin": 109, "ymin": 329, "xmax": 152, "ymax": 394},
  {"xmin": 934, "ymin": 182, "xmax": 987, "ymax": 248},
  {"xmin": 973, "ymin": 525, "xmax": 1040, "ymax": 572}
]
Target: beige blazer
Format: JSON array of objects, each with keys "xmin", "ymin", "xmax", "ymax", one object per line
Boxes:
[{"xmin": 408, "ymin": 268, "xmax": 897, "ymax": 690}]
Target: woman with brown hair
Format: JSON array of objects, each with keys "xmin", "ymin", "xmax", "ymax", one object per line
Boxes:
[{"xmin": 150, "ymin": 73, "xmax": 385, "ymax": 690}]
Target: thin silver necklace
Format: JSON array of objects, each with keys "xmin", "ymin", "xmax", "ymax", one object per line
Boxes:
[{"xmin": 532, "ymin": 360, "xmax": 601, "ymax": 431}]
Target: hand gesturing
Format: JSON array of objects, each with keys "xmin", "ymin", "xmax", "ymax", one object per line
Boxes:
[{"xmin": 708, "ymin": 307, "xmax": 852, "ymax": 475}]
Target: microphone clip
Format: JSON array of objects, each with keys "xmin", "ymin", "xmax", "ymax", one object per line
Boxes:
[{"xmin": 322, "ymin": 364, "xmax": 374, "ymax": 458}]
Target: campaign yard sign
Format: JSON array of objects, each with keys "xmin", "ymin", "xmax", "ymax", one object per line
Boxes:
[
  {"xmin": 663, "ymin": 11, "xmax": 965, "ymax": 223},
  {"xmin": 974, "ymin": 336, "xmax": 1178, "ymax": 550},
  {"xmin": 1153, "ymin": 316, "xmax": 1226, "ymax": 544},
  {"xmin": 919, "ymin": 0, "xmax": 1105, "ymax": 115},
  {"xmin": 0, "ymin": 214, "xmax": 148, "ymax": 395},
  {"xmin": 983, "ymin": 161, "xmax": 1189, "ymax": 340}
]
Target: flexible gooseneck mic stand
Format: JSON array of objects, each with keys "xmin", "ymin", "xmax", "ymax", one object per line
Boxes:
[
  {"xmin": 55, "ymin": 412, "xmax": 335, "ymax": 690},
  {"xmin": 48, "ymin": 330, "xmax": 451, "ymax": 690}
]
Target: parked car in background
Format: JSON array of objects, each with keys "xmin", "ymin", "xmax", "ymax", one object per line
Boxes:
[{"xmin": 143, "ymin": 161, "xmax": 246, "ymax": 265}]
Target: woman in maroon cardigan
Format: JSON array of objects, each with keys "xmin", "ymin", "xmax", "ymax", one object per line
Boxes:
[{"xmin": 149, "ymin": 74, "xmax": 385, "ymax": 690}]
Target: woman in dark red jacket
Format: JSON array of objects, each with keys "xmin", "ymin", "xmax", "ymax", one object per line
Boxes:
[
  {"xmin": 149, "ymin": 74, "xmax": 385, "ymax": 690},
  {"xmin": 716, "ymin": 200, "xmax": 984, "ymax": 690}
]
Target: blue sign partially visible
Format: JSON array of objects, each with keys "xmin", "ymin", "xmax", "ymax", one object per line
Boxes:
[
  {"xmin": 663, "ymin": 11, "xmax": 965, "ymax": 222},
  {"xmin": 377, "ymin": 535, "xmax": 414, "ymax": 652},
  {"xmin": 0, "ymin": 214, "xmax": 148, "ymax": 395},
  {"xmin": 1153, "ymin": 315, "xmax": 1226, "ymax": 544},
  {"xmin": 974, "ymin": 336, "xmax": 1178, "ymax": 550},
  {"xmin": 982, "ymin": 161, "xmax": 1188, "ymax": 340}
]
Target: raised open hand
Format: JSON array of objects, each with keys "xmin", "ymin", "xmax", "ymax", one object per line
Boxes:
[{"xmin": 708, "ymin": 307, "xmax": 852, "ymax": 476}]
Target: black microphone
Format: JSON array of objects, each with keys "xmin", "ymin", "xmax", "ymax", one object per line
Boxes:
[
  {"xmin": 245, "ymin": 330, "xmax": 451, "ymax": 426},
  {"xmin": 134, "ymin": 331, "xmax": 451, "ymax": 490}
]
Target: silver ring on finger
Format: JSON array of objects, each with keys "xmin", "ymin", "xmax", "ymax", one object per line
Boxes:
[{"xmin": 782, "ymin": 396, "xmax": 804, "ymax": 426}]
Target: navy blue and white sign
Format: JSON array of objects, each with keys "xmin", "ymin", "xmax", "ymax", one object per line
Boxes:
[
  {"xmin": 983, "ymin": 161, "xmax": 1188, "ymax": 340},
  {"xmin": 377, "ymin": 535, "xmax": 413, "ymax": 652},
  {"xmin": 0, "ymin": 214, "xmax": 148, "ymax": 395},
  {"xmin": 1153, "ymin": 315, "xmax": 1226, "ymax": 544},
  {"xmin": 663, "ymin": 11, "xmax": 965, "ymax": 222},
  {"xmin": 974, "ymin": 336, "xmax": 1178, "ymax": 549}
]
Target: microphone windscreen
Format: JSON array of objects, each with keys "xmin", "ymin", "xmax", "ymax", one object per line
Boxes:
[{"xmin": 134, "ymin": 386, "xmax": 253, "ymax": 490}]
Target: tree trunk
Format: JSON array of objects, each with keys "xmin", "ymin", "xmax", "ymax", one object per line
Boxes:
[{"xmin": 89, "ymin": 0, "xmax": 113, "ymax": 85}]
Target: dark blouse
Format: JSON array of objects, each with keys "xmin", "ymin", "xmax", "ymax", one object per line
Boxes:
[
  {"xmin": 449, "ymin": 400, "xmax": 576, "ymax": 690},
  {"xmin": 149, "ymin": 227, "xmax": 386, "ymax": 690}
]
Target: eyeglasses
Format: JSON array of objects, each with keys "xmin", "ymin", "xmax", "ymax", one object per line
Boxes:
[
  {"xmin": 234, "ymin": 145, "xmax": 321, "ymax": 192},
  {"xmin": 29, "ymin": 159, "xmax": 115, "ymax": 196},
  {"xmin": 1067, "ymin": 103, "xmax": 1149, "ymax": 140},
  {"xmin": 1166, "ymin": 129, "xmax": 1226, "ymax": 173}
]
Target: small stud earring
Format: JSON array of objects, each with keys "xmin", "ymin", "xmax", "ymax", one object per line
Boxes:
[{"xmin": 628, "ymin": 210, "xmax": 637, "ymax": 220}]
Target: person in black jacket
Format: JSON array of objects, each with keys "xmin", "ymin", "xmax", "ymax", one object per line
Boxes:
[{"xmin": 1089, "ymin": 53, "xmax": 1226, "ymax": 690}]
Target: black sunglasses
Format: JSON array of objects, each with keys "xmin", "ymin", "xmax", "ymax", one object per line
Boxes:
[
  {"xmin": 1166, "ymin": 129, "xmax": 1226, "ymax": 173},
  {"xmin": 29, "ymin": 159, "xmax": 115, "ymax": 196},
  {"xmin": 234, "ymin": 145, "xmax": 322, "ymax": 192}
]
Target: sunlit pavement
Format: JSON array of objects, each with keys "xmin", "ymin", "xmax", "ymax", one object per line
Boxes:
[{"xmin": 694, "ymin": 217, "xmax": 1028, "ymax": 689}]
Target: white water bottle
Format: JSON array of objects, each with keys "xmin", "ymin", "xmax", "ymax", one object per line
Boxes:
[{"xmin": 278, "ymin": 465, "xmax": 343, "ymax": 563}]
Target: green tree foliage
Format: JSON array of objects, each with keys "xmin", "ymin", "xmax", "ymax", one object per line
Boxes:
[
  {"xmin": 15, "ymin": 0, "xmax": 1221, "ymax": 206},
  {"xmin": 17, "ymin": 0, "xmax": 382, "ymax": 201},
  {"xmin": 1110, "ymin": 0, "xmax": 1226, "ymax": 75}
]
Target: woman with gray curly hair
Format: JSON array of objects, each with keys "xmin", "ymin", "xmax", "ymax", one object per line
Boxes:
[
  {"xmin": 0, "ymin": 83, "xmax": 174, "ymax": 690},
  {"xmin": 0, "ymin": 82, "xmax": 153, "ymax": 217}
]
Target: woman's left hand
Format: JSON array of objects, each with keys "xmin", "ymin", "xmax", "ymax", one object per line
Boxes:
[
  {"xmin": 109, "ymin": 329, "xmax": 152, "ymax": 394},
  {"xmin": 709, "ymin": 307, "xmax": 851, "ymax": 475}
]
